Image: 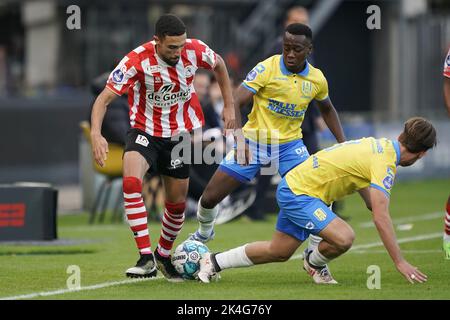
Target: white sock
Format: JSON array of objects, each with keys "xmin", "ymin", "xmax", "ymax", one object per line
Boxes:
[
  {"xmin": 307, "ymin": 234, "xmax": 323, "ymax": 252},
  {"xmin": 197, "ymin": 197, "xmax": 218, "ymax": 238},
  {"xmin": 308, "ymin": 247, "xmax": 331, "ymax": 268},
  {"xmin": 215, "ymin": 245, "xmax": 253, "ymax": 270}
]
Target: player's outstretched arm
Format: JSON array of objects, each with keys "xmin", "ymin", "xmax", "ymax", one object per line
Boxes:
[
  {"xmin": 90, "ymin": 87, "xmax": 119, "ymax": 167},
  {"xmin": 443, "ymin": 77, "xmax": 450, "ymax": 117},
  {"xmin": 370, "ymin": 188, "xmax": 428, "ymax": 283},
  {"xmin": 213, "ymin": 54, "xmax": 236, "ymax": 135},
  {"xmin": 315, "ymin": 98, "xmax": 346, "ymax": 143}
]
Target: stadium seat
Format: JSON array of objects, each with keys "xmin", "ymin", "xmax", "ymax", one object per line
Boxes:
[{"xmin": 79, "ymin": 121, "xmax": 124, "ymax": 224}]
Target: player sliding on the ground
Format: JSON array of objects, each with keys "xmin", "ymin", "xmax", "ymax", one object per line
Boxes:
[{"xmin": 197, "ymin": 117, "xmax": 437, "ymax": 284}]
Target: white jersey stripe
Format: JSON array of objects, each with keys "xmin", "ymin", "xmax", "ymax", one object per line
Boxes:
[
  {"xmin": 188, "ymin": 106, "xmax": 201, "ymax": 129},
  {"xmin": 133, "ymin": 46, "xmax": 146, "ymax": 54},
  {"xmin": 186, "ymin": 50, "xmax": 197, "ymax": 67},
  {"xmin": 175, "ymin": 61, "xmax": 188, "ymax": 132},
  {"xmin": 158, "ymin": 65, "xmax": 172, "ymax": 137},
  {"xmin": 129, "ymin": 81, "xmax": 140, "ymax": 128},
  {"xmin": 141, "ymin": 57, "xmax": 154, "ymax": 136}
]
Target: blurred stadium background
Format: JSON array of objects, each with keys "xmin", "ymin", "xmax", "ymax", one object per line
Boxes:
[
  {"xmin": 1, "ymin": 0, "xmax": 449, "ymax": 194},
  {"xmin": 0, "ymin": 0, "xmax": 449, "ymax": 300}
]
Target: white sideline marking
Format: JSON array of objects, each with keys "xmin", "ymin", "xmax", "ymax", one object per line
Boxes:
[
  {"xmin": 0, "ymin": 276, "xmax": 163, "ymax": 300},
  {"xmin": 291, "ymin": 232, "xmax": 442, "ymax": 260},
  {"xmin": 351, "ymin": 249, "xmax": 441, "ymax": 254},
  {"xmin": 1, "ymin": 233, "xmax": 442, "ymax": 300},
  {"xmin": 359, "ymin": 212, "xmax": 443, "ymax": 228}
]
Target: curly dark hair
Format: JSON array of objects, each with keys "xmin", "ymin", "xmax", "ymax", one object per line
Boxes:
[{"xmin": 155, "ymin": 14, "xmax": 186, "ymax": 39}]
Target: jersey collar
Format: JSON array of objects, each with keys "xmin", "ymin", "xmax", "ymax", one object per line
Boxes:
[
  {"xmin": 392, "ymin": 140, "xmax": 401, "ymax": 166},
  {"xmin": 280, "ymin": 56, "xmax": 309, "ymax": 77}
]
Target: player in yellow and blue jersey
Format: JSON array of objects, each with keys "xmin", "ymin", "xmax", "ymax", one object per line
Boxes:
[
  {"xmin": 188, "ymin": 23, "xmax": 346, "ymax": 243},
  {"xmin": 197, "ymin": 117, "xmax": 437, "ymax": 285}
]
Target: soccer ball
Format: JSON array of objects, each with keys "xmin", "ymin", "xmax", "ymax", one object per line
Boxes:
[{"xmin": 171, "ymin": 240, "xmax": 210, "ymax": 280}]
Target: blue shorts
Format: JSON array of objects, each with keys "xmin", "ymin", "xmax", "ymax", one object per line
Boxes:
[
  {"xmin": 218, "ymin": 138, "xmax": 309, "ymax": 182},
  {"xmin": 276, "ymin": 178, "xmax": 337, "ymax": 241}
]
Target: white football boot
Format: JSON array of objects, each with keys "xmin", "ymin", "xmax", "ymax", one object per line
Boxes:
[
  {"xmin": 197, "ymin": 252, "xmax": 221, "ymax": 283},
  {"xmin": 303, "ymin": 249, "xmax": 338, "ymax": 284}
]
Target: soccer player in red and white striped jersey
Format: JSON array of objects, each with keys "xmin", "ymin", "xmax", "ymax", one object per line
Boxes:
[
  {"xmin": 443, "ymin": 47, "xmax": 450, "ymax": 259},
  {"xmin": 90, "ymin": 14, "xmax": 236, "ymax": 281}
]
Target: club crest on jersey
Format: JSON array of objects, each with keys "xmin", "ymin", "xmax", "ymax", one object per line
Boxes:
[
  {"xmin": 446, "ymin": 54, "xmax": 450, "ymax": 66},
  {"xmin": 313, "ymin": 208, "xmax": 327, "ymax": 222},
  {"xmin": 184, "ymin": 65, "xmax": 195, "ymax": 78},
  {"xmin": 302, "ymin": 81, "xmax": 312, "ymax": 96}
]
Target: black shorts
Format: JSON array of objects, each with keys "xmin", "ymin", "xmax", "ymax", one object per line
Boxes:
[{"xmin": 125, "ymin": 128, "xmax": 190, "ymax": 179}]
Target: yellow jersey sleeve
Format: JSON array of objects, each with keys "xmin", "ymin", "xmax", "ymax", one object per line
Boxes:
[
  {"xmin": 314, "ymin": 70, "xmax": 329, "ymax": 101},
  {"xmin": 242, "ymin": 60, "xmax": 271, "ymax": 93},
  {"xmin": 370, "ymin": 161, "xmax": 396, "ymax": 198}
]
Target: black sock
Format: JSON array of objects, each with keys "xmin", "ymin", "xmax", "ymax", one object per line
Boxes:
[{"xmin": 210, "ymin": 253, "xmax": 222, "ymax": 272}]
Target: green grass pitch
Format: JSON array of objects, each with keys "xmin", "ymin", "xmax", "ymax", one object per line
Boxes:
[{"xmin": 0, "ymin": 179, "xmax": 449, "ymax": 300}]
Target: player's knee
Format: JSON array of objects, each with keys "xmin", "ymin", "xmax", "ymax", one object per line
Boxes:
[
  {"xmin": 336, "ymin": 229, "xmax": 355, "ymax": 252},
  {"xmin": 123, "ymin": 176, "xmax": 142, "ymax": 193}
]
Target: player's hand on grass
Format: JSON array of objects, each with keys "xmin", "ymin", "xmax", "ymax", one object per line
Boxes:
[
  {"xmin": 222, "ymin": 105, "xmax": 236, "ymax": 137},
  {"xmin": 91, "ymin": 132, "xmax": 109, "ymax": 167},
  {"xmin": 395, "ymin": 260, "xmax": 428, "ymax": 284},
  {"xmin": 234, "ymin": 129, "xmax": 251, "ymax": 166}
]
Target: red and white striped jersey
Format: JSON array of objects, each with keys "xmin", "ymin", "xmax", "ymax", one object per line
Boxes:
[
  {"xmin": 444, "ymin": 47, "xmax": 450, "ymax": 78},
  {"xmin": 106, "ymin": 39, "xmax": 217, "ymax": 137}
]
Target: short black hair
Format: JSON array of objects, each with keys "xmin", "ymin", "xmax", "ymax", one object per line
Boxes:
[
  {"xmin": 155, "ymin": 14, "xmax": 186, "ymax": 39},
  {"xmin": 285, "ymin": 23, "xmax": 312, "ymax": 41}
]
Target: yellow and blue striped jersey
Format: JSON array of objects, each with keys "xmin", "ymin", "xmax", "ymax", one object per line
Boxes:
[
  {"xmin": 242, "ymin": 55, "xmax": 329, "ymax": 144},
  {"xmin": 285, "ymin": 137, "xmax": 401, "ymax": 205}
]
